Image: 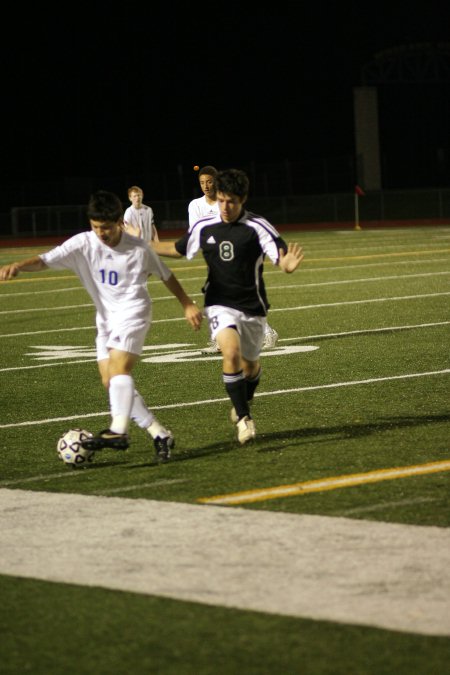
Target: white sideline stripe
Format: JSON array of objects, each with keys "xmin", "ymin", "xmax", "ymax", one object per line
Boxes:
[
  {"xmin": 1, "ymin": 259, "xmax": 449, "ymax": 299},
  {"xmin": 0, "ymin": 368, "xmax": 448, "ymax": 429},
  {"xmin": 269, "ymin": 270, "xmax": 450, "ymax": 290},
  {"xmin": 1, "ymin": 320, "xmax": 442, "ymax": 369},
  {"xmin": 270, "ymin": 291, "xmax": 450, "ymax": 313},
  {"xmin": 1, "ymin": 269, "xmax": 448, "ymax": 300},
  {"xmin": 198, "ymin": 460, "xmax": 450, "ymax": 505},
  {"xmin": 0, "ymin": 488, "xmax": 449, "ymax": 636},
  {"xmin": 336, "ymin": 496, "xmax": 439, "ymax": 516},
  {"xmin": 0, "ymin": 319, "xmax": 447, "ymax": 349},
  {"xmin": 0, "ymin": 290, "xmax": 449, "ymax": 332},
  {"xmin": 277, "ymin": 321, "xmax": 450, "ymax": 342},
  {"xmin": 0, "ymin": 294, "xmax": 206, "ymax": 315}
]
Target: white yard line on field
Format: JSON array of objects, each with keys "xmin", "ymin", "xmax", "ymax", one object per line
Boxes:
[
  {"xmin": 1, "ymin": 258, "xmax": 449, "ymax": 299},
  {"xmin": 0, "ymin": 488, "xmax": 449, "ymax": 636},
  {"xmin": 0, "ymin": 367, "xmax": 448, "ymax": 430},
  {"xmin": 0, "ymin": 290, "xmax": 449, "ymax": 326}
]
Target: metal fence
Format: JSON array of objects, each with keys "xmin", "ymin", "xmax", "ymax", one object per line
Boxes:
[{"xmin": 5, "ymin": 188, "xmax": 450, "ymax": 238}]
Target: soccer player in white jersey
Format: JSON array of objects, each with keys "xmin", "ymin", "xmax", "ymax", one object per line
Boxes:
[
  {"xmin": 152, "ymin": 169, "xmax": 303, "ymax": 445},
  {"xmin": 123, "ymin": 185, "xmax": 159, "ymax": 243},
  {"xmin": 0, "ymin": 191, "xmax": 202, "ymax": 461},
  {"xmin": 188, "ymin": 165, "xmax": 220, "ymax": 227},
  {"xmin": 189, "ymin": 165, "xmax": 280, "ymax": 355}
]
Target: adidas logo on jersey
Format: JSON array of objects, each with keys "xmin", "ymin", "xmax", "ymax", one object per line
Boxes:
[{"xmin": 206, "ymin": 236, "xmax": 216, "ymax": 244}]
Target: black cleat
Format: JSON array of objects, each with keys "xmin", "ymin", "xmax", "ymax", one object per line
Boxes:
[
  {"xmin": 154, "ymin": 433, "xmax": 174, "ymax": 463},
  {"xmin": 81, "ymin": 428, "xmax": 129, "ymax": 451}
]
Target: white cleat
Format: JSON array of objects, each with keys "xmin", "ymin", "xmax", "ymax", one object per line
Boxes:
[
  {"xmin": 236, "ymin": 416, "xmax": 256, "ymax": 445},
  {"xmin": 201, "ymin": 339, "xmax": 221, "ymax": 355},
  {"xmin": 262, "ymin": 326, "xmax": 279, "ymax": 349}
]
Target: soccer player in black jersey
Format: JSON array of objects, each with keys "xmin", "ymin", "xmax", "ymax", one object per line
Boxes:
[{"xmin": 152, "ymin": 168, "xmax": 303, "ymax": 445}]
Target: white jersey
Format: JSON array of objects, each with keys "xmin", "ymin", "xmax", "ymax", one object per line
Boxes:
[
  {"xmin": 188, "ymin": 195, "xmax": 220, "ymax": 227},
  {"xmin": 40, "ymin": 230, "xmax": 171, "ymax": 325},
  {"xmin": 123, "ymin": 204, "xmax": 156, "ymax": 241}
]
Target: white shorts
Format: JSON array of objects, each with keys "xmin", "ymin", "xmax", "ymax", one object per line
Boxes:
[
  {"xmin": 95, "ymin": 310, "xmax": 152, "ymax": 361},
  {"xmin": 204, "ymin": 305, "xmax": 266, "ymax": 361}
]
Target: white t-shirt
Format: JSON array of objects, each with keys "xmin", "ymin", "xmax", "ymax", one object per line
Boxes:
[
  {"xmin": 123, "ymin": 204, "xmax": 157, "ymax": 241},
  {"xmin": 40, "ymin": 230, "xmax": 171, "ymax": 325},
  {"xmin": 188, "ymin": 195, "xmax": 220, "ymax": 227}
]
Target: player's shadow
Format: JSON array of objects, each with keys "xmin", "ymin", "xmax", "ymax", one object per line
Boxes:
[
  {"xmin": 166, "ymin": 411, "xmax": 450, "ymax": 460},
  {"xmin": 94, "ymin": 411, "xmax": 449, "ymax": 469},
  {"xmin": 253, "ymin": 411, "xmax": 450, "ymax": 453}
]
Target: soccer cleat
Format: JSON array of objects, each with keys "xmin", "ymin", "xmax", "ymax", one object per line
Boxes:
[
  {"xmin": 154, "ymin": 432, "xmax": 175, "ymax": 462},
  {"xmin": 201, "ymin": 338, "xmax": 221, "ymax": 355},
  {"xmin": 262, "ymin": 326, "xmax": 279, "ymax": 349},
  {"xmin": 80, "ymin": 428, "xmax": 129, "ymax": 451},
  {"xmin": 236, "ymin": 416, "xmax": 256, "ymax": 445}
]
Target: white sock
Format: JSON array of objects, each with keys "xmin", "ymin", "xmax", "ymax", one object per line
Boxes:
[
  {"xmin": 130, "ymin": 389, "xmax": 156, "ymax": 429},
  {"xmin": 109, "ymin": 374, "xmax": 134, "ymax": 434},
  {"xmin": 147, "ymin": 420, "xmax": 170, "ymax": 439}
]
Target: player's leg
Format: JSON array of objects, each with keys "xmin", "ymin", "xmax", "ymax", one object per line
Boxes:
[
  {"xmin": 228, "ymin": 315, "xmax": 264, "ymax": 442},
  {"xmin": 83, "ymin": 349, "xmax": 137, "ymax": 450},
  {"xmin": 105, "ymin": 315, "xmax": 174, "ymax": 460},
  {"xmin": 204, "ymin": 305, "xmax": 257, "ymax": 445},
  {"xmin": 229, "ymin": 358, "xmax": 262, "ymax": 424},
  {"xmin": 83, "ymin": 319, "xmax": 165, "ymax": 455},
  {"xmin": 217, "ymin": 326, "xmax": 251, "ymax": 422},
  {"xmin": 129, "ymin": 389, "xmax": 174, "ymax": 462},
  {"xmin": 107, "ymin": 348, "xmax": 139, "ymax": 435}
]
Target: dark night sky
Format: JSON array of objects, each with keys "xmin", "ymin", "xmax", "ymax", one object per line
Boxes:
[{"xmin": 2, "ymin": 2, "xmax": 449, "ymax": 208}]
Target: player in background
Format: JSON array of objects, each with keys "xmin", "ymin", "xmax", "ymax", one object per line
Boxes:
[
  {"xmin": 189, "ymin": 165, "xmax": 280, "ymax": 355},
  {"xmin": 123, "ymin": 185, "xmax": 159, "ymax": 242},
  {"xmin": 0, "ymin": 191, "xmax": 202, "ymax": 462},
  {"xmin": 188, "ymin": 165, "xmax": 220, "ymax": 227},
  {"xmin": 152, "ymin": 168, "xmax": 303, "ymax": 445}
]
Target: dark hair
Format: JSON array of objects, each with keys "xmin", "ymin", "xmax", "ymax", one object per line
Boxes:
[
  {"xmin": 215, "ymin": 168, "xmax": 249, "ymax": 198},
  {"xmin": 87, "ymin": 190, "xmax": 123, "ymax": 222},
  {"xmin": 198, "ymin": 165, "xmax": 218, "ymax": 178}
]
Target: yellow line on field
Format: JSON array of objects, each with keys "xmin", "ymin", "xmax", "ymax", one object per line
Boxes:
[{"xmin": 198, "ymin": 459, "xmax": 450, "ymax": 505}]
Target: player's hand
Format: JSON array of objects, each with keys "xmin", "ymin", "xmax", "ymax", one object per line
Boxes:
[
  {"xmin": 122, "ymin": 222, "xmax": 141, "ymax": 237},
  {"xmin": 185, "ymin": 302, "xmax": 203, "ymax": 331},
  {"xmin": 0, "ymin": 263, "xmax": 20, "ymax": 281},
  {"xmin": 279, "ymin": 242, "xmax": 304, "ymax": 273}
]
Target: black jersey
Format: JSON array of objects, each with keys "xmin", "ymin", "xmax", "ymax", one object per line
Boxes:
[{"xmin": 175, "ymin": 210, "xmax": 287, "ymax": 316}]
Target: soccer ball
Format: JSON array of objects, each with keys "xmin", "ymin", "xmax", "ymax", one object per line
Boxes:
[{"xmin": 57, "ymin": 428, "xmax": 95, "ymax": 467}]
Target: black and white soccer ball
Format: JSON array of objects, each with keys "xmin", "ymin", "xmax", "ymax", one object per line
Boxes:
[{"xmin": 57, "ymin": 428, "xmax": 95, "ymax": 466}]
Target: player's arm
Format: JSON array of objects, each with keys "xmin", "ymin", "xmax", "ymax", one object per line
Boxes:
[
  {"xmin": 122, "ymin": 221, "xmax": 141, "ymax": 237},
  {"xmin": 162, "ymin": 273, "xmax": 202, "ymax": 330},
  {"xmin": 151, "ymin": 240, "xmax": 182, "ymax": 258},
  {"xmin": 0, "ymin": 255, "xmax": 48, "ymax": 281},
  {"xmin": 278, "ymin": 242, "xmax": 304, "ymax": 273},
  {"xmin": 151, "ymin": 224, "xmax": 160, "ymax": 242}
]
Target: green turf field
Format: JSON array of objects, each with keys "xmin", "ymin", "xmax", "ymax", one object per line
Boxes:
[{"xmin": 0, "ymin": 226, "xmax": 449, "ymax": 674}]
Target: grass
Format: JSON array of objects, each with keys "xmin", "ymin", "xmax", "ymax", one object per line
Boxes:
[{"xmin": 0, "ymin": 225, "xmax": 449, "ymax": 673}]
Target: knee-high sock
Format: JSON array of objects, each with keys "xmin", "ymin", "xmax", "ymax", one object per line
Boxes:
[
  {"xmin": 223, "ymin": 370, "xmax": 249, "ymax": 419},
  {"xmin": 130, "ymin": 389, "xmax": 170, "ymax": 439},
  {"xmin": 246, "ymin": 367, "xmax": 262, "ymax": 402},
  {"xmin": 130, "ymin": 389, "xmax": 155, "ymax": 429},
  {"xmin": 109, "ymin": 374, "xmax": 134, "ymax": 434}
]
